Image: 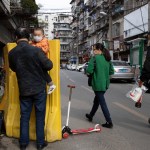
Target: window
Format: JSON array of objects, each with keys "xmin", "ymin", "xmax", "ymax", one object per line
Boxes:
[
  {"xmin": 54, "ymin": 17, "xmax": 57, "ymax": 21},
  {"xmin": 45, "ymin": 16, "xmax": 48, "ymax": 21},
  {"xmin": 45, "ymin": 26, "xmax": 48, "ymax": 29},
  {"xmin": 112, "ymin": 23, "xmax": 120, "ymax": 38}
]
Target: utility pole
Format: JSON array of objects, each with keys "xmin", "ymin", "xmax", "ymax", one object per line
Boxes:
[{"xmin": 108, "ymin": 0, "xmax": 113, "ymax": 60}]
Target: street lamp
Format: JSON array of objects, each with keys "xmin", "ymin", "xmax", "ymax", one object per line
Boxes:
[
  {"xmin": 99, "ymin": 10, "xmax": 113, "ymax": 60},
  {"xmin": 100, "ymin": 11, "xmax": 107, "ymax": 16}
]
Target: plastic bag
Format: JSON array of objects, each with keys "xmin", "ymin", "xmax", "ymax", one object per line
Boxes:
[{"xmin": 126, "ymin": 84, "xmax": 144, "ymax": 108}]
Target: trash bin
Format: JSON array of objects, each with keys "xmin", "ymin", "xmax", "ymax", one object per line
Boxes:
[{"xmin": 4, "ymin": 40, "xmax": 62, "ymax": 142}]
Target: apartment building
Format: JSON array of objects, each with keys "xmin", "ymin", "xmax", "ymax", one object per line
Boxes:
[
  {"xmin": 53, "ymin": 14, "xmax": 72, "ymax": 64},
  {"xmin": 70, "ymin": 0, "xmax": 124, "ymax": 63},
  {"xmin": 0, "ymin": 0, "xmax": 38, "ymax": 45},
  {"xmin": 38, "ymin": 14, "xmax": 58, "ymax": 39}
]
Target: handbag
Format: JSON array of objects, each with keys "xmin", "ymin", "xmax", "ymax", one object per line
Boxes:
[{"xmin": 88, "ymin": 57, "xmax": 96, "ymax": 86}]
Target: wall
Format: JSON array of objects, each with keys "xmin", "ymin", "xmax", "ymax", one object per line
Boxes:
[{"xmin": 124, "ymin": 4, "xmax": 148, "ymax": 39}]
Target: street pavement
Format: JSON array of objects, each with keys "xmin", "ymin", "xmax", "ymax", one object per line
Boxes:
[{"xmin": 1, "ymin": 69, "xmax": 150, "ymax": 150}]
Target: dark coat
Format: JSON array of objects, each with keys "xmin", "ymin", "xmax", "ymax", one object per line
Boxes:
[
  {"xmin": 140, "ymin": 46, "xmax": 150, "ymax": 82},
  {"xmin": 9, "ymin": 41, "xmax": 53, "ymax": 96}
]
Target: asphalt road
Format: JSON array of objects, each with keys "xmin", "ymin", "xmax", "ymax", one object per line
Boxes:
[{"xmin": 1, "ymin": 69, "xmax": 150, "ymax": 150}]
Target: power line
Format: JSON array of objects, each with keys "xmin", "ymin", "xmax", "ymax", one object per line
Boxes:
[
  {"xmin": 124, "ymin": 17, "xmax": 145, "ymax": 33},
  {"xmin": 140, "ymin": 7, "xmax": 145, "ymax": 32}
]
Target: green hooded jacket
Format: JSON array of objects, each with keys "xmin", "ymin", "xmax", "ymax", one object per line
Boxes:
[{"xmin": 87, "ymin": 54, "xmax": 114, "ymax": 91}]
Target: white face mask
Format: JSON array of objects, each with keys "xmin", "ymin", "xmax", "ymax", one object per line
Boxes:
[{"xmin": 33, "ymin": 36, "xmax": 43, "ymax": 42}]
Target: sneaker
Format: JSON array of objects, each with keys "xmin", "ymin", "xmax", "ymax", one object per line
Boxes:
[
  {"xmin": 85, "ymin": 114, "xmax": 93, "ymax": 122},
  {"xmin": 20, "ymin": 144, "xmax": 27, "ymax": 150},
  {"xmin": 102, "ymin": 122, "xmax": 113, "ymax": 128},
  {"xmin": 37, "ymin": 142, "xmax": 48, "ymax": 150},
  {"xmin": 48, "ymin": 85, "xmax": 56, "ymax": 94}
]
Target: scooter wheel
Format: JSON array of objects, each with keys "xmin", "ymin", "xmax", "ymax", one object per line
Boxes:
[
  {"xmin": 63, "ymin": 132, "xmax": 69, "ymax": 139},
  {"xmin": 148, "ymin": 118, "xmax": 150, "ymax": 124},
  {"xmin": 95, "ymin": 124, "xmax": 101, "ymax": 132}
]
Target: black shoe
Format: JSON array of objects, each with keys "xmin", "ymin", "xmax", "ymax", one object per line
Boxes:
[
  {"xmin": 85, "ymin": 114, "xmax": 93, "ymax": 122},
  {"xmin": 37, "ymin": 142, "xmax": 48, "ymax": 150},
  {"xmin": 20, "ymin": 144, "xmax": 27, "ymax": 150},
  {"xmin": 102, "ymin": 122, "xmax": 113, "ymax": 128}
]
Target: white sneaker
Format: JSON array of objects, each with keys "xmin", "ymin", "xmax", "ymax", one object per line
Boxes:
[{"xmin": 48, "ymin": 85, "xmax": 56, "ymax": 94}]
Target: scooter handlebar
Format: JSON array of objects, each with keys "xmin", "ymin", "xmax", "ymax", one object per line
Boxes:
[{"xmin": 68, "ymin": 85, "xmax": 76, "ymax": 88}]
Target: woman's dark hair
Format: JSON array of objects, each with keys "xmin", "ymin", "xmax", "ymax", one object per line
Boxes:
[
  {"xmin": 94, "ymin": 43, "xmax": 111, "ymax": 62},
  {"xmin": 15, "ymin": 27, "xmax": 30, "ymax": 40}
]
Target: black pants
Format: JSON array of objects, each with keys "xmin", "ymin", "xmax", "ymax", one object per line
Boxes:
[
  {"xmin": 45, "ymin": 71, "xmax": 52, "ymax": 84},
  {"xmin": 89, "ymin": 91, "xmax": 112, "ymax": 123}
]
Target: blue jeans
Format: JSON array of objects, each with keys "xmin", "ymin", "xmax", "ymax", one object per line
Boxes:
[
  {"xmin": 90, "ymin": 91, "xmax": 112, "ymax": 123},
  {"xmin": 19, "ymin": 91, "xmax": 46, "ymax": 146}
]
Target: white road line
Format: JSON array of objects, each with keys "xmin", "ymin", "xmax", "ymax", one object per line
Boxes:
[
  {"xmin": 69, "ymin": 79, "xmax": 75, "ymax": 83},
  {"xmin": 113, "ymin": 102, "xmax": 148, "ymax": 121},
  {"xmin": 61, "ymin": 70, "xmax": 69, "ymax": 79},
  {"xmin": 81, "ymin": 85, "xmax": 93, "ymax": 93}
]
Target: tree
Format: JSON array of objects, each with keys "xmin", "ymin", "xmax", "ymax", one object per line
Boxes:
[{"xmin": 21, "ymin": 0, "xmax": 39, "ymax": 14}]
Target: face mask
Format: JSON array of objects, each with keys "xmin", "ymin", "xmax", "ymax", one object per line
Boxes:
[{"xmin": 33, "ymin": 36, "xmax": 43, "ymax": 42}]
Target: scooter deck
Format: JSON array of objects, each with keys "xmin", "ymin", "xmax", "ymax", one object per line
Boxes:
[{"xmin": 71, "ymin": 128, "xmax": 100, "ymax": 134}]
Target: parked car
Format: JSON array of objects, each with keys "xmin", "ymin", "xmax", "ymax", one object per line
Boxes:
[
  {"xmin": 83, "ymin": 62, "xmax": 89, "ymax": 74},
  {"xmin": 71, "ymin": 64, "xmax": 77, "ymax": 70},
  {"xmin": 76, "ymin": 63, "xmax": 86, "ymax": 72},
  {"xmin": 110, "ymin": 60, "xmax": 135, "ymax": 82},
  {"xmin": 67, "ymin": 64, "xmax": 72, "ymax": 70}
]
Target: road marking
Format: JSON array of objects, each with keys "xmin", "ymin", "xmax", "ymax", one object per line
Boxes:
[
  {"xmin": 69, "ymin": 79, "xmax": 75, "ymax": 83},
  {"xmin": 113, "ymin": 102, "xmax": 148, "ymax": 121},
  {"xmin": 61, "ymin": 70, "xmax": 69, "ymax": 79},
  {"xmin": 81, "ymin": 85, "xmax": 93, "ymax": 93}
]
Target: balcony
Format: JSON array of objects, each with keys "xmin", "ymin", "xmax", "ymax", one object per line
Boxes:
[
  {"xmin": 60, "ymin": 41, "xmax": 70, "ymax": 45},
  {"xmin": 85, "ymin": 0, "xmax": 90, "ymax": 6},
  {"xmin": 84, "ymin": 25, "xmax": 89, "ymax": 31},
  {"xmin": 57, "ymin": 33, "xmax": 72, "ymax": 38},
  {"xmin": 79, "ymin": 23, "xmax": 85, "ymax": 30},
  {"xmin": 79, "ymin": 13, "xmax": 84, "ymax": 20},
  {"xmin": 79, "ymin": 33, "xmax": 84, "ymax": 41},
  {"xmin": 38, "ymin": 19, "xmax": 48, "ymax": 24},
  {"xmin": 91, "ymin": 0, "xmax": 97, "ymax": 8},
  {"xmin": 71, "ymin": 22, "xmax": 78, "ymax": 29},
  {"xmin": 80, "ymin": 2, "xmax": 85, "ymax": 12},
  {"xmin": 96, "ymin": 0, "xmax": 103, "ymax": 7},
  {"xmin": 112, "ymin": 5, "xmax": 124, "ymax": 15},
  {"xmin": 76, "ymin": 0, "xmax": 84, "ymax": 6},
  {"xmin": 10, "ymin": 0, "xmax": 22, "ymax": 13},
  {"xmin": 56, "ymin": 28, "xmax": 72, "ymax": 31},
  {"xmin": 72, "ymin": 31, "xmax": 77, "ymax": 38},
  {"xmin": 88, "ymin": 23, "xmax": 96, "ymax": 36}
]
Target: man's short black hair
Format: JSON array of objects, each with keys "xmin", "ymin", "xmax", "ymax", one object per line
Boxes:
[
  {"xmin": 34, "ymin": 27, "xmax": 44, "ymax": 34},
  {"xmin": 15, "ymin": 27, "xmax": 30, "ymax": 40}
]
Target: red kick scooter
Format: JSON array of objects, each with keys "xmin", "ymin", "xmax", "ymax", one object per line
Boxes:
[{"xmin": 62, "ymin": 85, "xmax": 101, "ymax": 139}]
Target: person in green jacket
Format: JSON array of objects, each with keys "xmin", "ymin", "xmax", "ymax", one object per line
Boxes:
[{"xmin": 86, "ymin": 43, "xmax": 114, "ymax": 128}]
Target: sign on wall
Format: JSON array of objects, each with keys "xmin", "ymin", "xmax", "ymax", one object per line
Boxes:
[{"xmin": 124, "ymin": 4, "xmax": 148, "ymax": 39}]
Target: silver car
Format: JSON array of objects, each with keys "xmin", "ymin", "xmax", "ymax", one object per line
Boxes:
[{"xmin": 111, "ymin": 60, "xmax": 135, "ymax": 81}]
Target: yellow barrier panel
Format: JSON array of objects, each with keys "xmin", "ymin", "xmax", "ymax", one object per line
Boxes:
[
  {"xmin": 0, "ymin": 45, "xmax": 9, "ymax": 111},
  {"xmin": 4, "ymin": 40, "xmax": 62, "ymax": 142}
]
